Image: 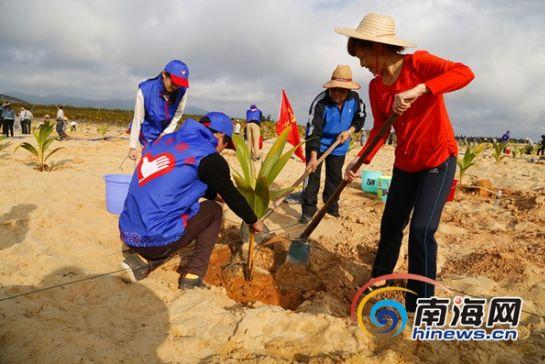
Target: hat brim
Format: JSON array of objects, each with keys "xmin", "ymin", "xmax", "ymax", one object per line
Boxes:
[
  {"xmin": 323, "ymin": 80, "xmax": 361, "ymax": 90},
  {"xmin": 334, "ymin": 27, "xmax": 417, "ymax": 48},
  {"xmin": 170, "ymin": 73, "xmax": 189, "ymax": 88}
]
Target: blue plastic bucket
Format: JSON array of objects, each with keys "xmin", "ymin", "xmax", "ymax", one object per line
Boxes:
[
  {"xmin": 377, "ymin": 176, "xmax": 392, "ymax": 203},
  {"xmin": 104, "ymin": 174, "xmax": 132, "ymax": 214},
  {"xmin": 361, "ymin": 170, "xmax": 383, "ymax": 193}
]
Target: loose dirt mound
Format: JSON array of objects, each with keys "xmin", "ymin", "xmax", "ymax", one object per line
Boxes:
[
  {"xmin": 443, "ymin": 249, "xmax": 527, "ymax": 282},
  {"xmin": 205, "ymin": 245, "xmax": 307, "ymax": 310}
]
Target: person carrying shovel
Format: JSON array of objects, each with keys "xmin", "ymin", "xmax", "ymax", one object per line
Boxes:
[
  {"xmin": 338, "ymin": 13, "xmax": 474, "ymax": 313},
  {"xmin": 119, "ymin": 112, "xmax": 264, "ymax": 289},
  {"xmin": 300, "ymin": 65, "xmax": 366, "ymax": 223},
  {"xmin": 127, "ymin": 59, "xmax": 189, "ymax": 160}
]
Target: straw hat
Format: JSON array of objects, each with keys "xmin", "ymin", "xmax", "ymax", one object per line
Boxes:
[
  {"xmin": 323, "ymin": 65, "xmax": 360, "ymax": 90},
  {"xmin": 335, "ymin": 13, "xmax": 416, "ymax": 48}
]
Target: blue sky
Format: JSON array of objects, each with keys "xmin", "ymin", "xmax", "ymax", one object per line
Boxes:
[{"xmin": 1, "ymin": 0, "xmax": 544, "ymax": 140}]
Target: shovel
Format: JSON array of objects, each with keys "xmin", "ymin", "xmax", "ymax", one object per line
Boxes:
[
  {"xmin": 240, "ymin": 136, "xmax": 344, "ymax": 244},
  {"xmin": 286, "ymin": 114, "xmax": 399, "ymax": 265}
]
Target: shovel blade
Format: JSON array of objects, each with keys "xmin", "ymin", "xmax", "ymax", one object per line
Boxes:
[{"xmin": 286, "ymin": 239, "xmax": 311, "ymax": 265}]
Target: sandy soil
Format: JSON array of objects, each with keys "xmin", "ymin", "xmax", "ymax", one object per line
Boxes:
[{"xmin": 1, "ymin": 123, "xmax": 544, "ymax": 363}]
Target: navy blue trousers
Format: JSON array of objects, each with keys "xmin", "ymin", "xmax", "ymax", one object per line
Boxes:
[{"xmin": 371, "ymin": 156, "xmax": 456, "ymax": 312}]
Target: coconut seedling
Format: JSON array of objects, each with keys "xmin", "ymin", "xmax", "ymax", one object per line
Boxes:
[
  {"xmin": 457, "ymin": 143, "xmax": 487, "ymax": 185},
  {"xmin": 17, "ymin": 121, "xmax": 63, "ymax": 171},
  {"xmin": 510, "ymin": 145, "xmax": 521, "ymax": 159},
  {"xmin": 492, "ymin": 141, "xmax": 508, "ymax": 165},
  {"xmin": 231, "ymin": 128, "xmax": 302, "ymax": 280},
  {"xmin": 97, "ymin": 124, "xmax": 110, "ymax": 140}
]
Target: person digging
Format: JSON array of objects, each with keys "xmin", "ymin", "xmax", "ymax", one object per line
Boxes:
[
  {"xmin": 339, "ymin": 13, "xmax": 474, "ymax": 313},
  {"xmin": 119, "ymin": 112, "xmax": 264, "ymax": 289},
  {"xmin": 300, "ymin": 64, "xmax": 366, "ymax": 223}
]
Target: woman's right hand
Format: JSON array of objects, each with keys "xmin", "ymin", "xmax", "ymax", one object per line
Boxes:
[
  {"xmin": 128, "ymin": 148, "xmax": 138, "ymax": 161},
  {"xmin": 344, "ymin": 158, "xmax": 359, "ymax": 182}
]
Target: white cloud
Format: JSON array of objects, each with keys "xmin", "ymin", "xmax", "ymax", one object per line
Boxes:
[{"xmin": 0, "ymin": 0, "xmax": 544, "ymax": 139}]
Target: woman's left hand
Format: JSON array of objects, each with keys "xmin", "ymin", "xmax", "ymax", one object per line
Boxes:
[{"xmin": 393, "ymin": 83, "xmax": 428, "ymax": 115}]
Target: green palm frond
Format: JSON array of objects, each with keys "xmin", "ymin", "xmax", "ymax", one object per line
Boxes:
[
  {"xmin": 232, "ymin": 134, "xmax": 255, "ymax": 188},
  {"xmin": 232, "ymin": 129, "xmax": 305, "ymax": 218},
  {"xmin": 258, "ymin": 128, "xmax": 289, "ymax": 181}
]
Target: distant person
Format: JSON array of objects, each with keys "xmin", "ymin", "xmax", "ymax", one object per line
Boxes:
[
  {"xmin": 119, "ymin": 112, "xmax": 263, "ymax": 288},
  {"xmin": 70, "ymin": 120, "xmax": 78, "ymax": 132},
  {"xmin": 233, "ymin": 118, "xmax": 241, "ymax": 136},
  {"xmin": 56, "ymin": 105, "xmax": 68, "ymax": 140},
  {"xmin": 19, "ymin": 106, "xmax": 33, "ymax": 134},
  {"xmin": 245, "ymin": 104, "xmax": 262, "ymax": 160},
  {"xmin": 538, "ymin": 135, "xmax": 545, "ymax": 156},
  {"xmin": 300, "ymin": 64, "xmax": 366, "ymax": 223},
  {"xmin": 127, "ymin": 59, "xmax": 189, "ymax": 161},
  {"xmin": 501, "ymin": 130, "xmax": 510, "ymax": 143},
  {"xmin": 340, "ymin": 13, "xmax": 474, "ymax": 314},
  {"xmin": 0, "ymin": 102, "xmax": 6, "ymax": 135},
  {"xmin": 2, "ymin": 102, "xmax": 15, "ymax": 137}
]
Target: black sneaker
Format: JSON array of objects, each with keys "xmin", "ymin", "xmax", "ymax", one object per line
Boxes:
[
  {"xmin": 327, "ymin": 211, "xmax": 340, "ymax": 218},
  {"xmin": 179, "ymin": 276, "xmax": 206, "ymax": 290},
  {"xmin": 120, "ymin": 254, "xmax": 151, "ymax": 283},
  {"xmin": 299, "ymin": 214, "xmax": 312, "ymax": 224}
]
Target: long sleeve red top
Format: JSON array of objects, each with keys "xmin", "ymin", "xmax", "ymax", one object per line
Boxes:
[{"xmin": 357, "ymin": 50, "xmax": 474, "ymax": 172}]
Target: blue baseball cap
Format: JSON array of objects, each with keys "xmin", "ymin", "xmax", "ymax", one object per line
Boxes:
[
  {"xmin": 164, "ymin": 60, "xmax": 189, "ymax": 88},
  {"xmin": 205, "ymin": 112, "xmax": 233, "ymax": 137}
]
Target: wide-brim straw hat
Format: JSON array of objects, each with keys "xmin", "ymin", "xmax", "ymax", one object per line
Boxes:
[
  {"xmin": 323, "ymin": 65, "xmax": 360, "ymax": 90},
  {"xmin": 335, "ymin": 13, "xmax": 416, "ymax": 48}
]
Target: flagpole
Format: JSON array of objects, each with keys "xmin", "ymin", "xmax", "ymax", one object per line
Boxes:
[{"xmin": 276, "ymin": 88, "xmax": 284, "ymax": 132}]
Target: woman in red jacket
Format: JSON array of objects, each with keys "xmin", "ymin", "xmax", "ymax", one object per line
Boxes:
[{"xmin": 338, "ymin": 13, "xmax": 474, "ymax": 313}]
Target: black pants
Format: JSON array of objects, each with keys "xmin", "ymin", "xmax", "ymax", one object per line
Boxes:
[
  {"xmin": 538, "ymin": 145, "xmax": 545, "ymax": 156},
  {"xmin": 371, "ymin": 156, "xmax": 456, "ymax": 312},
  {"xmin": 21, "ymin": 119, "xmax": 31, "ymax": 134},
  {"xmin": 3, "ymin": 119, "xmax": 14, "ymax": 137},
  {"xmin": 129, "ymin": 200, "xmax": 223, "ymax": 277},
  {"xmin": 301, "ymin": 152, "xmax": 345, "ymax": 216}
]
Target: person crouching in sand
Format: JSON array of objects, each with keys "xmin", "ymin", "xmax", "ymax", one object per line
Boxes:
[
  {"xmin": 338, "ymin": 13, "xmax": 474, "ymax": 313},
  {"xmin": 119, "ymin": 112, "xmax": 264, "ymax": 289}
]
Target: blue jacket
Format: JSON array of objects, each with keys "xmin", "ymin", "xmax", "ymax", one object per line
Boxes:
[
  {"xmin": 119, "ymin": 119, "xmax": 217, "ymax": 248},
  {"xmin": 2, "ymin": 108, "xmax": 15, "ymax": 120},
  {"xmin": 305, "ymin": 90, "xmax": 366, "ymax": 156},
  {"xmin": 246, "ymin": 107, "xmax": 262, "ymax": 124},
  {"xmin": 138, "ymin": 75, "xmax": 187, "ymax": 146}
]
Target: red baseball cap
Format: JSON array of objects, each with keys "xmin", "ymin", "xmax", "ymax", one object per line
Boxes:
[{"xmin": 164, "ymin": 60, "xmax": 189, "ymax": 88}]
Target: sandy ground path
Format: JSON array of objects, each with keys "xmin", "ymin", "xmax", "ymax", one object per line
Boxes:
[{"xmin": 1, "ymin": 125, "xmax": 544, "ymax": 363}]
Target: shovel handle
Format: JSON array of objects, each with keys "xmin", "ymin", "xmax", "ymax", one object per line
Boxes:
[
  {"xmin": 298, "ymin": 114, "xmax": 398, "ymax": 240},
  {"xmin": 262, "ymin": 136, "xmax": 344, "ymax": 221}
]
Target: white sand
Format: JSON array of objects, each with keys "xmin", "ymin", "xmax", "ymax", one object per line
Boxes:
[{"xmin": 1, "ymin": 124, "xmax": 544, "ymax": 363}]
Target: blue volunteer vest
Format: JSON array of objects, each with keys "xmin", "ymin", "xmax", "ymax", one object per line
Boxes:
[
  {"xmin": 320, "ymin": 98, "xmax": 357, "ymax": 156},
  {"xmin": 119, "ymin": 119, "xmax": 217, "ymax": 248},
  {"xmin": 138, "ymin": 75, "xmax": 187, "ymax": 146},
  {"xmin": 246, "ymin": 108, "xmax": 262, "ymax": 124}
]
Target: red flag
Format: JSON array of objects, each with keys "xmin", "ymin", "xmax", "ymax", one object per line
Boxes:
[{"xmin": 276, "ymin": 88, "xmax": 305, "ymax": 162}]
